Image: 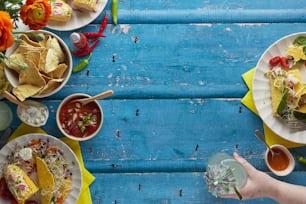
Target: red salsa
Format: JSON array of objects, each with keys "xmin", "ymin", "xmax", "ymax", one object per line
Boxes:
[
  {"xmin": 267, "ymin": 147, "xmax": 290, "ymax": 171},
  {"xmin": 59, "ymin": 98, "xmax": 101, "ymax": 138}
]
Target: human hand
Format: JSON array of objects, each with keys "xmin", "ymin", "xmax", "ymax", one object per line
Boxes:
[{"xmin": 220, "ymin": 152, "xmax": 272, "ymax": 200}]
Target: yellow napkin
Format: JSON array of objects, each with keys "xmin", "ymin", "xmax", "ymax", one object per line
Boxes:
[
  {"xmin": 241, "ymin": 68, "xmax": 305, "ymax": 148},
  {"xmin": 9, "ymin": 123, "xmax": 95, "ymax": 204}
]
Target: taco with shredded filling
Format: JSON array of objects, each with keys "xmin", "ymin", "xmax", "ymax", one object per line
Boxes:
[
  {"xmin": 4, "ymin": 164, "xmax": 39, "ymax": 204},
  {"xmin": 36, "ymin": 156, "xmax": 72, "ymax": 204},
  {"xmin": 267, "ymin": 67, "xmax": 305, "ymax": 118}
]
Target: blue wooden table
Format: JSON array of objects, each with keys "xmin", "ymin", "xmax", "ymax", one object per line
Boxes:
[{"xmin": 3, "ymin": 0, "xmax": 306, "ymax": 203}]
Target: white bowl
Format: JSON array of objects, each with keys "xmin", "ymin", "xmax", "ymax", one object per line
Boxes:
[
  {"xmin": 265, "ymin": 144, "xmax": 295, "ymax": 176},
  {"xmin": 56, "ymin": 93, "xmax": 103, "ymax": 141},
  {"xmin": 4, "ymin": 30, "xmax": 72, "ymax": 99},
  {"xmin": 17, "ymin": 99, "xmax": 49, "ymax": 127}
]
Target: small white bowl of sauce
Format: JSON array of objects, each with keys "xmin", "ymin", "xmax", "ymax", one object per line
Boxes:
[
  {"xmin": 17, "ymin": 100, "xmax": 49, "ymax": 127},
  {"xmin": 265, "ymin": 144, "xmax": 295, "ymax": 176}
]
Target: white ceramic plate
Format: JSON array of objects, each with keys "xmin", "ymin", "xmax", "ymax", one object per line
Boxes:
[
  {"xmin": 0, "ymin": 133, "xmax": 82, "ymax": 204},
  {"xmin": 47, "ymin": 0, "xmax": 108, "ymax": 31},
  {"xmin": 253, "ymin": 32, "xmax": 306, "ymax": 144}
]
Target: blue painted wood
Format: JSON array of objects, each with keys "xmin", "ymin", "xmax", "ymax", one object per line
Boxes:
[
  {"xmin": 2, "ymin": 1, "xmax": 306, "ymax": 203},
  {"xmin": 114, "ymin": 9, "xmax": 306, "ymax": 24},
  {"xmin": 90, "ymin": 172, "xmax": 278, "ymax": 204},
  {"xmin": 45, "ymin": 23, "xmax": 306, "ymax": 101},
  {"xmin": 94, "ymin": 0, "xmax": 306, "ymax": 24},
  {"xmin": 90, "ymin": 171, "xmax": 306, "ymax": 204}
]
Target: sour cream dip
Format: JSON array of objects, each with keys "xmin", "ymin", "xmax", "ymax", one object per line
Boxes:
[{"xmin": 17, "ymin": 100, "xmax": 49, "ymax": 127}]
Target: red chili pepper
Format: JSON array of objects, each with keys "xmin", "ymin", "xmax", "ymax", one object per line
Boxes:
[
  {"xmin": 72, "ymin": 40, "xmax": 100, "ymax": 57},
  {"xmin": 269, "ymin": 56, "xmax": 281, "ymax": 67},
  {"xmin": 98, "ymin": 15, "xmax": 108, "ymax": 34},
  {"xmin": 84, "ymin": 32, "xmax": 106, "ymax": 38}
]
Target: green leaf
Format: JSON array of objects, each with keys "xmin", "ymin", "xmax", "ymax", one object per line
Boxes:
[
  {"xmin": 293, "ymin": 36, "xmax": 306, "ymax": 46},
  {"xmin": 277, "ymin": 91, "xmax": 288, "ymax": 116}
]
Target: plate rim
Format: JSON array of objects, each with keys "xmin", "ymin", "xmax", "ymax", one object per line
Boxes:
[
  {"xmin": 253, "ymin": 32, "xmax": 306, "ymax": 144},
  {"xmin": 0, "ymin": 133, "xmax": 83, "ymax": 204}
]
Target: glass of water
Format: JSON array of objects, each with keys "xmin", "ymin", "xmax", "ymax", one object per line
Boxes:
[
  {"xmin": 0, "ymin": 101, "xmax": 12, "ymax": 131},
  {"xmin": 204, "ymin": 152, "xmax": 248, "ymax": 198}
]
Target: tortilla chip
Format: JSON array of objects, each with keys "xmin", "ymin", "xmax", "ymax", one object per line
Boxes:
[
  {"xmin": 19, "ymin": 59, "xmax": 46, "ymax": 87},
  {"xmin": 45, "ymin": 63, "xmax": 67, "ymax": 79},
  {"xmin": 46, "ymin": 36, "xmax": 65, "ymax": 62},
  {"xmin": 4, "ymin": 164, "xmax": 39, "ymax": 204},
  {"xmin": 5, "ymin": 42, "xmax": 45, "ymax": 73},
  {"xmin": 38, "ymin": 49, "xmax": 49, "ymax": 73},
  {"xmin": 36, "ymin": 157, "xmax": 55, "ymax": 204},
  {"xmin": 5, "ymin": 48, "xmax": 26, "ymax": 73},
  {"xmin": 38, "ymin": 78, "xmax": 63, "ymax": 94},
  {"xmin": 38, "ymin": 34, "xmax": 51, "ymax": 47},
  {"xmin": 45, "ymin": 48, "xmax": 61, "ymax": 73},
  {"xmin": 19, "ymin": 34, "xmax": 41, "ymax": 47},
  {"xmin": 13, "ymin": 84, "xmax": 42, "ymax": 101},
  {"xmin": 25, "ymin": 51, "xmax": 42, "ymax": 68}
]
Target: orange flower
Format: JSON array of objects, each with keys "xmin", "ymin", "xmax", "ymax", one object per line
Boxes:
[
  {"xmin": 0, "ymin": 11, "xmax": 14, "ymax": 52},
  {"xmin": 20, "ymin": 0, "xmax": 51, "ymax": 30}
]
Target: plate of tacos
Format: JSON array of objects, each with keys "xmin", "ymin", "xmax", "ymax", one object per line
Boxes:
[
  {"xmin": 253, "ymin": 32, "xmax": 306, "ymax": 144},
  {"xmin": 0, "ymin": 133, "xmax": 82, "ymax": 204}
]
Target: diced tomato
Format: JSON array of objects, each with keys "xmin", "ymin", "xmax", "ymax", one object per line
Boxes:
[
  {"xmin": 29, "ymin": 139, "xmax": 40, "ymax": 147},
  {"xmin": 47, "ymin": 146, "xmax": 58, "ymax": 153},
  {"xmin": 70, "ymin": 126, "xmax": 80, "ymax": 136},
  {"xmin": 280, "ymin": 57, "xmax": 289, "ymax": 70},
  {"xmin": 56, "ymin": 195, "xmax": 65, "ymax": 204},
  {"xmin": 269, "ymin": 56, "xmax": 281, "ymax": 67},
  {"xmin": 87, "ymin": 125, "xmax": 97, "ymax": 134}
]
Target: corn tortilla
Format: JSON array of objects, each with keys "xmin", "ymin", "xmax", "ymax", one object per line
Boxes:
[{"xmin": 36, "ymin": 157, "xmax": 55, "ymax": 204}]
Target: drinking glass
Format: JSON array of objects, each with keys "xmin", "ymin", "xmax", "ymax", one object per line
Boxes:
[
  {"xmin": 0, "ymin": 101, "xmax": 12, "ymax": 131},
  {"xmin": 204, "ymin": 152, "xmax": 248, "ymax": 197}
]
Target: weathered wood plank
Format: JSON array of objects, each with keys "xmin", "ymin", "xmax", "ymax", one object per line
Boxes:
[
  {"xmin": 0, "ymin": 99, "xmax": 267, "ymax": 171},
  {"xmin": 90, "ymin": 171, "xmax": 306, "ymax": 204},
  {"xmin": 110, "ymin": 0, "xmax": 306, "ymax": 10},
  {"xmin": 46, "ymin": 23, "xmax": 306, "ymax": 100},
  {"xmin": 93, "ymin": 0, "xmax": 306, "ymax": 24}
]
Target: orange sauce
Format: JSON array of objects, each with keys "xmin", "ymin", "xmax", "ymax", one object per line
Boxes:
[{"xmin": 267, "ymin": 147, "xmax": 290, "ymax": 171}]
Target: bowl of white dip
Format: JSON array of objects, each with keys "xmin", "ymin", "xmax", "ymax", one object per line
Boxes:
[{"xmin": 17, "ymin": 100, "xmax": 49, "ymax": 127}]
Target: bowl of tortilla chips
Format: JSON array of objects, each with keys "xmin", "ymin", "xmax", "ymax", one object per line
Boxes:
[{"xmin": 4, "ymin": 30, "xmax": 72, "ymax": 101}]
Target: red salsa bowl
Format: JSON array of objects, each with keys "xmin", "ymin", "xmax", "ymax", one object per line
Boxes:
[{"xmin": 56, "ymin": 93, "xmax": 103, "ymax": 141}]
